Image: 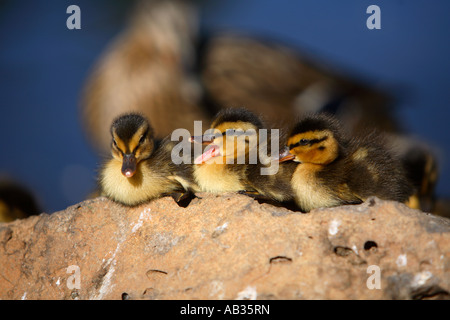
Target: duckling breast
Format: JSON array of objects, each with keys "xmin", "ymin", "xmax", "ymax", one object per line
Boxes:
[
  {"xmin": 291, "ymin": 163, "xmax": 343, "ymax": 212},
  {"xmin": 100, "ymin": 159, "xmax": 173, "ymax": 206},
  {"xmin": 193, "ymin": 163, "xmax": 246, "ymax": 193}
]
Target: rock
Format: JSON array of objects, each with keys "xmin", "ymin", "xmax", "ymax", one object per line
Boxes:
[{"xmin": 0, "ymin": 193, "xmax": 449, "ymax": 300}]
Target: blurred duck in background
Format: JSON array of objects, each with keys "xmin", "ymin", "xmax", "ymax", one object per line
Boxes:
[
  {"xmin": 200, "ymin": 35, "xmax": 398, "ymax": 135},
  {"xmin": 81, "ymin": 0, "xmax": 442, "ymax": 215}
]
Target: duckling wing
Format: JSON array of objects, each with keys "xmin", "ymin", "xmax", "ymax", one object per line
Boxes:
[
  {"xmin": 336, "ymin": 183, "xmax": 364, "ymax": 205},
  {"xmin": 239, "ymin": 181, "xmax": 258, "ymax": 194}
]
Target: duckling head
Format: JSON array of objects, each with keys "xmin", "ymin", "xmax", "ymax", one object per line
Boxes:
[
  {"xmin": 282, "ymin": 114, "xmax": 343, "ymax": 165},
  {"xmin": 110, "ymin": 113, "xmax": 154, "ymax": 178},
  {"xmin": 190, "ymin": 108, "xmax": 263, "ymax": 164}
]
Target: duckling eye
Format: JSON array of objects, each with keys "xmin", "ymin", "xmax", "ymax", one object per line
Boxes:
[
  {"xmin": 299, "ymin": 139, "xmax": 310, "ymax": 145},
  {"xmin": 139, "ymin": 135, "xmax": 146, "ymax": 144},
  {"xmin": 113, "ymin": 139, "xmax": 118, "ymax": 147}
]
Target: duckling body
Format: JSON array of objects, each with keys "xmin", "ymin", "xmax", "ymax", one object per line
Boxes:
[
  {"xmin": 244, "ymin": 161, "xmax": 298, "ymax": 204},
  {"xmin": 99, "ymin": 113, "xmax": 187, "ymax": 206},
  {"xmin": 193, "ymin": 163, "xmax": 247, "ymax": 193},
  {"xmin": 283, "ymin": 114, "xmax": 413, "ymax": 212},
  {"xmin": 245, "ymin": 133, "xmax": 298, "ymax": 203},
  {"xmin": 100, "ymin": 151, "xmax": 174, "ymax": 206}
]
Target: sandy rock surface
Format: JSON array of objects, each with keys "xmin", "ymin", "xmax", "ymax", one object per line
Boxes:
[{"xmin": 0, "ymin": 193, "xmax": 449, "ymax": 300}]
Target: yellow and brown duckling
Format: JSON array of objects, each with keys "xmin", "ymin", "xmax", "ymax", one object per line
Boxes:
[
  {"xmin": 99, "ymin": 113, "xmax": 190, "ymax": 206},
  {"xmin": 190, "ymin": 107, "xmax": 297, "ymax": 203},
  {"xmin": 189, "ymin": 108, "xmax": 261, "ymax": 193},
  {"xmin": 280, "ymin": 113, "xmax": 414, "ymax": 212}
]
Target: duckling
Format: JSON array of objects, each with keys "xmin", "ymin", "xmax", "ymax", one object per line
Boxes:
[
  {"xmin": 99, "ymin": 113, "xmax": 189, "ymax": 206},
  {"xmin": 0, "ymin": 180, "xmax": 41, "ymax": 223},
  {"xmin": 389, "ymin": 135, "xmax": 439, "ymax": 212},
  {"xmin": 190, "ymin": 107, "xmax": 297, "ymax": 203},
  {"xmin": 280, "ymin": 113, "xmax": 414, "ymax": 212},
  {"xmin": 189, "ymin": 108, "xmax": 261, "ymax": 193}
]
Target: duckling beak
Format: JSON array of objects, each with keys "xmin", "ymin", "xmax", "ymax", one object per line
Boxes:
[
  {"xmin": 278, "ymin": 147, "xmax": 296, "ymax": 163},
  {"xmin": 190, "ymin": 133, "xmax": 221, "ymax": 164},
  {"xmin": 194, "ymin": 144, "xmax": 220, "ymax": 164},
  {"xmin": 121, "ymin": 154, "xmax": 137, "ymax": 178}
]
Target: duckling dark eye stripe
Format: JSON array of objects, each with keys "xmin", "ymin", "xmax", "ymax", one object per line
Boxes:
[
  {"xmin": 289, "ymin": 136, "xmax": 327, "ymax": 149},
  {"xmin": 139, "ymin": 129, "xmax": 149, "ymax": 143},
  {"xmin": 221, "ymin": 130, "xmax": 256, "ymax": 137}
]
